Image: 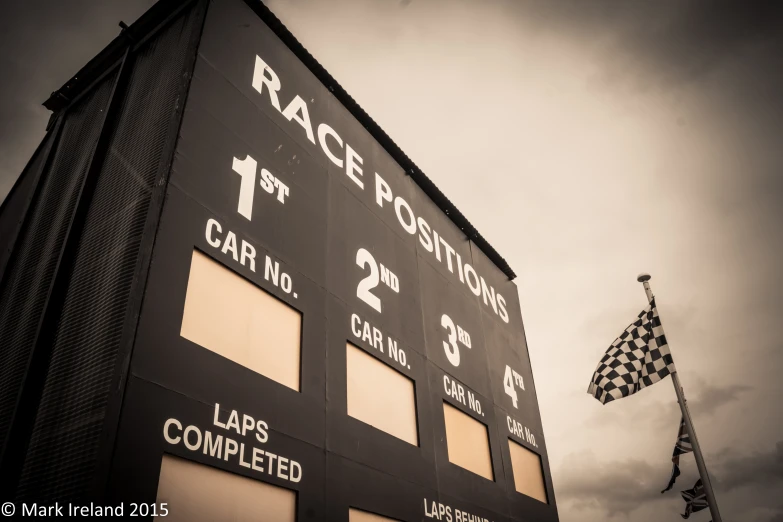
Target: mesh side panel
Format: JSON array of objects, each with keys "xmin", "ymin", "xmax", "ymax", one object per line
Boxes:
[
  {"xmin": 0, "ymin": 133, "xmax": 54, "ymax": 260},
  {"xmin": 0, "ymin": 79, "xmax": 116, "ymax": 454},
  {"xmin": 16, "ymin": 6, "xmax": 199, "ymax": 503}
]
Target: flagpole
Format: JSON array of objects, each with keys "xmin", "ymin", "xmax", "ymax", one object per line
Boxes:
[{"xmin": 637, "ymin": 273, "xmax": 723, "ymax": 522}]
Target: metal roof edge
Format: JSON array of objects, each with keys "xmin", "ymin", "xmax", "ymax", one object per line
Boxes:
[{"xmin": 42, "ymin": 0, "xmax": 195, "ymax": 112}]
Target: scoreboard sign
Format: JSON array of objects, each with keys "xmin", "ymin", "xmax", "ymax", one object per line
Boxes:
[{"xmin": 105, "ymin": 0, "xmax": 559, "ymax": 521}]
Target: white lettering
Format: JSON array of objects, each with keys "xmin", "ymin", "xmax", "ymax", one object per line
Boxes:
[
  {"xmin": 277, "ymin": 456, "xmax": 289, "ymax": 479},
  {"xmin": 224, "ymin": 438, "xmax": 239, "ymax": 461},
  {"xmin": 265, "ymin": 256, "xmax": 279, "ymax": 286},
  {"xmin": 204, "ymin": 432, "xmax": 223, "ymax": 458},
  {"xmin": 375, "ymin": 172, "xmax": 393, "ymax": 208},
  {"xmin": 373, "ymin": 327, "xmax": 383, "ymax": 351},
  {"xmin": 252, "ymin": 56, "xmax": 282, "ymax": 112},
  {"xmin": 424, "ymin": 499, "xmax": 486, "ymax": 522},
  {"xmin": 362, "ymin": 321, "xmax": 372, "ymax": 344},
  {"xmin": 281, "ymin": 272, "xmax": 292, "ymax": 293},
  {"xmin": 256, "ymin": 420, "xmax": 269, "ymax": 443},
  {"xmin": 345, "ymin": 144, "xmax": 364, "ymax": 189},
  {"xmin": 464, "ymin": 263, "xmax": 481, "ymax": 296},
  {"xmin": 395, "ymin": 196, "xmax": 417, "ymax": 234},
  {"xmin": 212, "ymin": 404, "xmax": 226, "ymax": 429},
  {"xmin": 439, "ymin": 236, "xmax": 455, "ymax": 273},
  {"xmin": 183, "ymin": 425, "xmax": 202, "ymax": 451},
  {"xmin": 206, "ymin": 219, "xmax": 221, "ymax": 248},
  {"xmin": 289, "ymin": 460, "xmax": 302, "ymax": 483},
  {"xmin": 240, "ymin": 241, "xmax": 256, "ymax": 272},
  {"xmin": 232, "ymin": 155, "xmax": 257, "ymax": 220},
  {"xmin": 281, "ymin": 95, "xmax": 315, "ymax": 144},
  {"xmin": 163, "ymin": 412, "xmax": 300, "ymax": 483},
  {"xmin": 239, "ymin": 443, "xmax": 252, "ymax": 468},
  {"xmin": 242, "ymin": 414, "xmax": 255, "ymax": 437},
  {"xmin": 317, "ymin": 123, "xmax": 344, "ymax": 167},
  {"xmin": 221, "ymin": 231, "xmax": 239, "ymax": 261},
  {"xmin": 163, "ymin": 418, "xmax": 181, "ymax": 444},
  {"xmin": 226, "ymin": 410, "xmax": 240, "ymax": 434},
  {"xmin": 266, "ymin": 451, "xmax": 278, "ymax": 471},
  {"xmin": 417, "ymin": 217, "xmax": 434, "ymax": 252},
  {"xmin": 497, "ymin": 293, "xmax": 509, "ymax": 323},
  {"xmin": 260, "ymin": 168, "xmax": 275, "ymax": 194},
  {"xmin": 252, "ymin": 447, "xmax": 265, "ymax": 472},
  {"xmin": 480, "ymin": 277, "xmax": 498, "ymax": 314},
  {"xmin": 351, "ymin": 313, "xmax": 362, "ymax": 338},
  {"xmin": 273, "ymin": 177, "xmax": 290, "ymax": 204}
]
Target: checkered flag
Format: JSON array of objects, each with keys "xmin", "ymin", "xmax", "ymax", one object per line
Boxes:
[
  {"xmin": 662, "ymin": 417, "xmax": 693, "ymax": 493},
  {"xmin": 587, "ymin": 299, "xmax": 676, "ymax": 404},
  {"xmin": 681, "ymin": 479, "xmax": 709, "ymax": 518}
]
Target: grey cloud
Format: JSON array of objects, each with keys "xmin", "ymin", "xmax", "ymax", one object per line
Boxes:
[
  {"xmin": 714, "ymin": 440, "xmax": 783, "ymax": 492},
  {"xmin": 689, "ymin": 382, "xmax": 753, "ymax": 418},
  {"xmin": 509, "ymin": 0, "xmax": 783, "ymax": 86},
  {"xmin": 506, "ymin": 0, "xmax": 783, "ymax": 158},
  {"xmin": 665, "ymin": 381, "xmax": 755, "ymax": 427},
  {"xmin": 614, "ymin": 0, "xmax": 783, "ymax": 87},
  {"xmin": 557, "ymin": 441, "xmax": 783, "ymax": 521},
  {"xmin": 556, "ymin": 453, "xmax": 673, "ymax": 517}
]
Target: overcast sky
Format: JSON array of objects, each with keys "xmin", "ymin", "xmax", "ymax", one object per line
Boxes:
[{"xmin": 2, "ymin": 1, "xmax": 782, "ymax": 521}]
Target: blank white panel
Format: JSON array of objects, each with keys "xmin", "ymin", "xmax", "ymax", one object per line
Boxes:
[
  {"xmin": 509, "ymin": 438, "xmax": 548, "ymax": 503},
  {"xmin": 349, "ymin": 508, "xmax": 400, "ymax": 522},
  {"xmin": 346, "ymin": 343, "xmax": 418, "ymax": 446},
  {"xmin": 155, "ymin": 454, "xmax": 296, "ymax": 522},
  {"xmin": 442, "ymin": 401, "xmax": 494, "ymax": 481},
  {"xmin": 181, "ymin": 250, "xmax": 301, "ymax": 391}
]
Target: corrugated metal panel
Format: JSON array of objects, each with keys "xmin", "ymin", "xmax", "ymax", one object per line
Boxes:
[
  {"xmin": 0, "ymin": 78, "xmax": 116, "ymax": 457},
  {"xmin": 15, "ymin": 6, "xmax": 200, "ymax": 503}
]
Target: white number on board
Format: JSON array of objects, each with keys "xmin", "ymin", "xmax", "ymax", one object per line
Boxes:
[
  {"xmin": 504, "ymin": 365, "xmax": 519, "ymax": 408},
  {"xmin": 503, "ymin": 364, "xmax": 525, "ymax": 408},
  {"xmin": 232, "ymin": 155, "xmax": 257, "ymax": 220},
  {"xmin": 231, "ymin": 154, "xmax": 290, "ymax": 221},
  {"xmin": 355, "ymin": 248, "xmax": 399, "ymax": 313},
  {"xmin": 441, "ymin": 314, "xmax": 460, "ymax": 366},
  {"xmin": 356, "ymin": 248, "xmax": 382, "ymax": 313}
]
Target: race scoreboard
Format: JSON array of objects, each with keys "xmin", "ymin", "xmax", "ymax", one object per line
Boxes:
[{"xmin": 0, "ymin": 0, "xmax": 558, "ymax": 520}]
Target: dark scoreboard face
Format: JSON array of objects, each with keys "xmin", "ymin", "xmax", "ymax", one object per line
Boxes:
[{"xmin": 106, "ymin": 1, "xmax": 559, "ymax": 521}]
